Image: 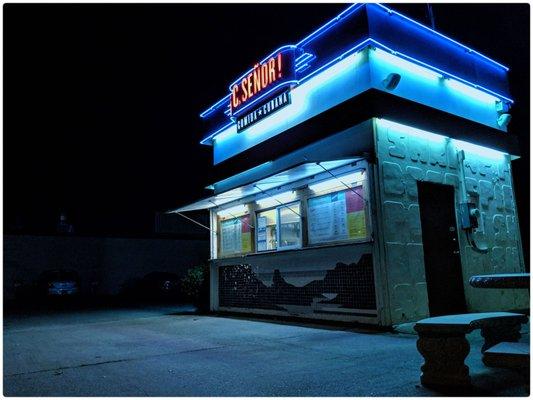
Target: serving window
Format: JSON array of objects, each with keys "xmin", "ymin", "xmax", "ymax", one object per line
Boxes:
[
  {"xmin": 278, "ymin": 202, "xmax": 302, "ymax": 250},
  {"xmin": 256, "ymin": 201, "xmax": 302, "ymax": 252},
  {"xmin": 214, "ymin": 165, "xmax": 370, "ymax": 259},
  {"xmin": 256, "ymin": 208, "xmax": 277, "ymax": 251}
]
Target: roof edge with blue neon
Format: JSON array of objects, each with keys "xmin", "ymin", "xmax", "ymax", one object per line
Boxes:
[{"xmin": 199, "ymin": 3, "xmax": 512, "ymax": 144}]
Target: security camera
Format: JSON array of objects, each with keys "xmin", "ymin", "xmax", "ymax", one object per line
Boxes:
[
  {"xmin": 382, "ymin": 73, "xmax": 401, "ymax": 90},
  {"xmin": 497, "ymin": 113, "xmax": 512, "ymax": 128}
]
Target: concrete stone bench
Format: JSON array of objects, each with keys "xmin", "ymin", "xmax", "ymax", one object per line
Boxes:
[
  {"xmin": 483, "ymin": 341, "xmax": 530, "ymax": 370},
  {"xmin": 414, "ymin": 312, "xmax": 528, "ymax": 388}
]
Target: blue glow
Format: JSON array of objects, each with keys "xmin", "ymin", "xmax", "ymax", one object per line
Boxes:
[
  {"xmin": 211, "ymin": 125, "xmax": 235, "ymax": 143},
  {"xmin": 376, "ymin": 119, "xmax": 447, "ymax": 143},
  {"xmin": 200, "ymin": 94, "xmax": 230, "ymax": 119},
  {"xmin": 443, "ymin": 78, "xmax": 499, "ymax": 104},
  {"xmin": 200, "ymin": 2, "xmax": 360, "ymax": 120},
  {"xmin": 372, "ymin": 48, "xmax": 442, "ymax": 80},
  {"xmin": 369, "ymin": 39, "xmax": 513, "ymax": 103},
  {"xmin": 201, "ymin": 45, "xmax": 296, "ymax": 119},
  {"xmin": 203, "ymin": 38, "xmax": 510, "ymax": 144},
  {"xmin": 240, "ymin": 51, "xmax": 363, "ymax": 140},
  {"xmin": 374, "ymin": 3, "xmax": 509, "ymax": 71},
  {"xmin": 295, "ymin": 52, "xmax": 315, "ymax": 66},
  {"xmin": 299, "ymin": 38, "xmax": 373, "ymax": 84},
  {"xmin": 377, "ymin": 119, "xmax": 508, "ymax": 161},
  {"xmin": 296, "ymin": 3, "xmax": 365, "ymax": 47},
  {"xmin": 453, "ymin": 139, "xmax": 506, "ymax": 160},
  {"xmin": 201, "ymin": 34, "xmax": 512, "ymax": 127},
  {"xmin": 295, "ymin": 63, "xmax": 311, "ymax": 73},
  {"xmin": 202, "ymin": 38, "xmax": 510, "ymax": 144},
  {"xmin": 201, "ymin": 122, "xmax": 234, "ymax": 144},
  {"xmin": 200, "ymin": 3, "xmax": 514, "ymax": 144},
  {"xmin": 207, "ymin": 52, "xmax": 362, "ymax": 158}
]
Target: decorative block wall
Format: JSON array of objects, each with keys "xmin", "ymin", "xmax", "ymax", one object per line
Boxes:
[{"xmin": 375, "ymin": 120, "xmax": 527, "ymax": 324}]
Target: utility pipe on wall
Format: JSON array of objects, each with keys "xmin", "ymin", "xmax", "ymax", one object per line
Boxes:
[{"xmin": 457, "ymin": 149, "xmax": 489, "ymax": 254}]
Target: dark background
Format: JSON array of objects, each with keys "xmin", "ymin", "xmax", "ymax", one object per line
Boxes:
[{"xmin": 4, "ymin": 3, "xmax": 529, "ymax": 263}]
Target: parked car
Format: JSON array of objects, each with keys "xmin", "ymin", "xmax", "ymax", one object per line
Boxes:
[{"xmin": 37, "ymin": 269, "xmax": 80, "ymax": 297}]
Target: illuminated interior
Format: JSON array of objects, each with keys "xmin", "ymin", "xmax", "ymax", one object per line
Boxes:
[{"xmin": 211, "ymin": 163, "xmax": 370, "ymax": 258}]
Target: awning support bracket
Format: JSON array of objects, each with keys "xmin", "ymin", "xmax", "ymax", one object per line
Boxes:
[
  {"xmin": 175, "ymin": 212, "xmax": 217, "ymax": 235},
  {"xmin": 315, "ymin": 161, "xmax": 368, "ymax": 203}
]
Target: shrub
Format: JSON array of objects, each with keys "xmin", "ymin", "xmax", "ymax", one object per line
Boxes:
[{"xmin": 181, "ymin": 265, "xmax": 209, "ymax": 311}]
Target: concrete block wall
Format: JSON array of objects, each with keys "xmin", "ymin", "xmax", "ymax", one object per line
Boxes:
[{"xmin": 374, "ymin": 119, "xmax": 527, "ymax": 324}]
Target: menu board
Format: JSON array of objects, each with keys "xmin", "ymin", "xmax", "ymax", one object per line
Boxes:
[
  {"xmin": 307, "ymin": 187, "xmax": 366, "ymax": 244},
  {"xmin": 256, "ymin": 216, "xmax": 268, "ymax": 252},
  {"xmin": 220, "ymin": 215, "xmax": 252, "ymax": 255}
]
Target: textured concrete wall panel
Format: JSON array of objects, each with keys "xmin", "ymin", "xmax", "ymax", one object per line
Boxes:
[{"xmin": 375, "ymin": 121, "xmax": 526, "ymax": 324}]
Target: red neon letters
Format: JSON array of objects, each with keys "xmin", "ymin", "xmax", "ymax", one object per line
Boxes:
[{"xmin": 230, "ymin": 53, "xmax": 283, "ymax": 113}]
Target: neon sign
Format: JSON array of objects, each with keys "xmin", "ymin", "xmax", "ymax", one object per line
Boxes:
[
  {"xmin": 229, "ymin": 48, "xmax": 296, "ymax": 116},
  {"xmin": 236, "ymin": 90, "xmax": 291, "ymax": 132}
]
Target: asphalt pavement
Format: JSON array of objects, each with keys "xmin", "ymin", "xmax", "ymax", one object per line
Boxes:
[{"xmin": 3, "ymin": 304, "xmax": 529, "ymax": 396}]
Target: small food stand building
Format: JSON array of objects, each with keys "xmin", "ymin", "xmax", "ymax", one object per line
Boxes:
[{"xmin": 172, "ymin": 3, "xmax": 527, "ymax": 326}]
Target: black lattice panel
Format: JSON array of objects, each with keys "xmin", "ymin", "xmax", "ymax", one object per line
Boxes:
[{"xmin": 218, "ymin": 254, "xmax": 376, "ymax": 312}]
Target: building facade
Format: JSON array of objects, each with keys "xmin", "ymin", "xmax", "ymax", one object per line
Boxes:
[{"xmin": 172, "ymin": 4, "xmax": 527, "ymax": 326}]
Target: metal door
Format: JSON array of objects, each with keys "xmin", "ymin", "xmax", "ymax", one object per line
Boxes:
[{"xmin": 417, "ymin": 181, "xmax": 467, "ymax": 316}]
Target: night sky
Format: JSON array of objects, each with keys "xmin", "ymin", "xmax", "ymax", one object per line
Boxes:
[{"xmin": 4, "ymin": 3, "xmax": 530, "ymax": 252}]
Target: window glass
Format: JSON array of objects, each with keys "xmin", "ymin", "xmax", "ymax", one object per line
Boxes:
[
  {"xmin": 256, "ymin": 209, "xmax": 277, "ymax": 251},
  {"xmin": 307, "ymin": 186, "xmax": 367, "ymax": 244},
  {"xmin": 218, "ymin": 209, "xmax": 252, "ymax": 256},
  {"xmin": 256, "ymin": 202, "xmax": 302, "ymax": 252},
  {"xmin": 278, "ymin": 202, "xmax": 302, "ymax": 249}
]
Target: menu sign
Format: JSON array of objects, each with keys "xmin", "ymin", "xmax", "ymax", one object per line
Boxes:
[
  {"xmin": 220, "ymin": 215, "xmax": 252, "ymax": 255},
  {"xmin": 307, "ymin": 187, "xmax": 366, "ymax": 244}
]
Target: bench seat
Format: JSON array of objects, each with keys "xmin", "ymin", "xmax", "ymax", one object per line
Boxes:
[
  {"xmin": 414, "ymin": 312, "xmax": 528, "ymax": 388},
  {"xmin": 483, "ymin": 342, "xmax": 530, "ymax": 369}
]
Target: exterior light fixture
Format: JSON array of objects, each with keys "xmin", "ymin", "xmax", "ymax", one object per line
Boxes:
[
  {"xmin": 382, "ymin": 72, "xmax": 401, "ymax": 90},
  {"xmin": 217, "ymin": 204, "xmax": 248, "ymax": 218},
  {"xmin": 256, "ymin": 190, "xmax": 296, "ymax": 209}
]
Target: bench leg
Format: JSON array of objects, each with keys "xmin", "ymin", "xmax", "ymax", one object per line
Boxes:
[
  {"xmin": 481, "ymin": 322, "xmax": 522, "ymax": 353},
  {"xmin": 417, "ymin": 333, "xmax": 471, "ymax": 388}
]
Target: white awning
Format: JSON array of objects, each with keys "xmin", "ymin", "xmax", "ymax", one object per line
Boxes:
[{"xmin": 169, "ymin": 158, "xmax": 359, "ymax": 213}]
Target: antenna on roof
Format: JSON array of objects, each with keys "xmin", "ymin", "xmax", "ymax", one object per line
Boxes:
[{"xmin": 426, "ymin": 4, "xmax": 436, "ymax": 30}]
